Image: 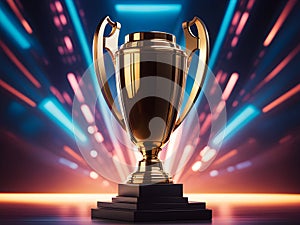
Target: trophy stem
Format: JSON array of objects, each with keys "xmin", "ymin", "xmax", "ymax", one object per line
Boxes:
[{"xmin": 127, "ymin": 147, "xmax": 172, "ymax": 184}]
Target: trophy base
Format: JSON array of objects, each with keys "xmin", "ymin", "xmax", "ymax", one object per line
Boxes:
[{"xmin": 91, "ymin": 184, "xmax": 212, "ymax": 222}]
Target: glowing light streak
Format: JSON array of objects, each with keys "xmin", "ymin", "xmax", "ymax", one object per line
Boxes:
[
  {"xmin": 279, "ymin": 135, "xmax": 292, "ymax": 144},
  {"xmin": 264, "ymin": 0, "xmax": 297, "ymax": 46},
  {"xmin": 232, "ymin": 11, "xmax": 241, "ymax": 26},
  {"xmin": 215, "ymin": 100, "xmax": 226, "ymax": 114},
  {"xmin": 254, "ymin": 45, "xmax": 300, "ymax": 93},
  {"xmin": 63, "ymin": 145, "xmax": 85, "ymax": 164},
  {"xmin": 212, "ymin": 105, "xmax": 260, "ymax": 146},
  {"xmin": 1, "ymin": 194, "xmax": 299, "ymax": 206},
  {"xmin": 64, "ymin": 0, "xmax": 92, "ymax": 65},
  {"xmin": 55, "ymin": 1, "xmax": 63, "ymax": 12},
  {"xmin": 210, "ymin": 70, "xmax": 223, "ymax": 95},
  {"xmin": 39, "ymin": 98, "xmax": 87, "ymax": 142},
  {"xmin": 262, "ymin": 84, "xmax": 300, "ymax": 113},
  {"xmin": 192, "ymin": 161, "xmax": 202, "ymax": 172},
  {"xmin": 209, "ymin": 0, "xmax": 237, "ymax": 69},
  {"xmin": 222, "ymin": 72, "xmax": 239, "ymax": 100},
  {"xmin": 0, "ymin": 6, "xmax": 30, "ymax": 49},
  {"xmin": 202, "ymin": 148, "xmax": 217, "ymax": 162},
  {"xmin": 200, "ymin": 146, "xmax": 210, "ymax": 157},
  {"xmin": 231, "ymin": 36, "xmax": 238, "ymax": 47},
  {"xmin": 214, "ymin": 149, "xmax": 238, "ymax": 165},
  {"xmin": 236, "ymin": 160, "xmax": 252, "ymax": 170},
  {"xmin": 53, "ymin": 16, "xmax": 61, "ymax": 28},
  {"xmin": 265, "ymin": 45, "xmax": 299, "ymax": 83},
  {"xmin": 60, "ymin": 14, "xmax": 67, "ymax": 25},
  {"xmin": 0, "ymin": 41, "xmax": 41, "ymax": 88},
  {"xmin": 235, "ymin": 12, "xmax": 249, "ymax": 35},
  {"xmin": 64, "ymin": 36, "xmax": 73, "ymax": 52},
  {"xmin": 200, "ymin": 114, "xmax": 211, "ymax": 135},
  {"xmin": 7, "ymin": 0, "xmax": 33, "ymax": 34},
  {"xmin": 115, "ymin": 4, "xmax": 182, "ymax": 13},
  {"xmin": 67, "ymin": 73, "xmax": 84, "ymax": 103},
  {"xmin": 50, "ymin": 86, "xmax": 65, "ymax": 103},
  {"xmin": 94, "ymin": 132, "xmax": 104, "ymax": 143},
  {"xmin": 59, "ymin": 157, "xmax": 78, "ymax": 170},
  {"xmin": 62, "ymin": 91, "xmax": 72, "ymax": 105},
  {"xmin": 246, "ymin": 0, "xmax": 255, "ymax": 10},
  {"xmin": 80, "ymin": 104, "xmax": 94, "ymax": 123},
  {"xmin": 0, "ymin": 79, "xmax": 36, "ymax": 107}
]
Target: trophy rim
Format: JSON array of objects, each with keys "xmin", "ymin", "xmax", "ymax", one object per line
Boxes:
[{"xmin": 125, "ymin": 31, "xmax": 176, "ymax": 43}]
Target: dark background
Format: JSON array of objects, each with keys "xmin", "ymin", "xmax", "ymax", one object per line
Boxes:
[{"xmin": 0, "ymin": 0, "xmax": 299, "ymax": 193}]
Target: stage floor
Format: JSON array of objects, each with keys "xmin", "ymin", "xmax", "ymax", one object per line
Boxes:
[{"xmin": 0, "ymin": 193, "xmax": 299, "ymax": 224}]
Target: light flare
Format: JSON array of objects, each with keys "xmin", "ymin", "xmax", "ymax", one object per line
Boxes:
[
  {"xmin": 264, "ymin": 0, "xmax": 297, "ymax": 46},
  {"xmin": 0, "ymin": 79, "xmax": 36, "ymax": 107}
]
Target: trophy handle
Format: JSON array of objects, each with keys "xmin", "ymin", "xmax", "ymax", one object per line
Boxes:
[
  {"xmin": 174, "ymin": 17, "xmax": 209, "ymax": 130},
  {"xmin": 93, "ymin": 16, "xmax": 126, "ymax": 129}
]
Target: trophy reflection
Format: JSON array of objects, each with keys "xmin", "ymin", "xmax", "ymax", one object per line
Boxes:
[{"xmin": 92, "ymin": 16, "xmax": 211, "ymax": 222}]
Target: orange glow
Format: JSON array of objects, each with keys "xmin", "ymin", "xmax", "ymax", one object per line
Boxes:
[
  {"xmin": 236, "ymin": 12, "xmax": 249, "ymax": 35},
  {"xmin": 0, "ymin": 79, "xmax": 36, "ymax": 107},
  {"xmin": 0, "ymin": 41, "xmax": 41, "ymax": 88},
  {"xmin": 214, "ymin": 149, "xmax": 238, "ymax": 165},
  {"xmin": 67, "ymin": 73, "xmax": 85, "ymax": 103},
  {"xmin": 265, "ymin": 45, "xmax": 299, "ymax": 83},
  {"xmin": 222, "ymin": 72, "xmax": 239, "ymax": 101},
  {"xmin": 262, "ymin": 84, "xmax": 300, "ymax": 113},
  {"xmin": 264, "ymin": 0, "xmax": 297, "ymax": 46},
  {"xmin": 7, "ymin": 0, "xmax": 33, "ymax": 34},
  {"xmin": 63, "ymin": 145, "xmax": 86, "ymax": 165},
  {"xmin": 253, "ymin": 45, "xmax": 299, "ymax": 94},
  {"xmin": 0, "ymin": 194, "xmax": 299, "ymax": 206}
]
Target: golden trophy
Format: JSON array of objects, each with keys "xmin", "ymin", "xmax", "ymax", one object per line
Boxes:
[{"xmin": 91, "ymin": 16, "xmax": 211, "ymax": 222}]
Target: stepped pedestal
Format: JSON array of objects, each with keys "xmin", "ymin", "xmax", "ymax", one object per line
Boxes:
[{"xmin": 92, "ymin": 184, "xmax": 212, "ymax": 222}]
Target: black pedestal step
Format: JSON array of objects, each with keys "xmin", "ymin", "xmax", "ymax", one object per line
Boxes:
[
  {"xmin": 91, "ymin": 184, "xmax": 212, "ymax": 222},
  {"xmin": 92, "ymin": 207, "xmax": 212, "ymax": 222},
  {"xmin": 97, "ymin": 201, "xmax": 206, "ymax": 210}
]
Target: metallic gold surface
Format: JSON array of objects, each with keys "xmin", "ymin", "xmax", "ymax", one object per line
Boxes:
[
  {"xmin": 93, "ymin": 16, "xmax": 209, "ymax": 184},
  {"xmin": 125, "ymin": 31, "xmax": 176, "ymax": 43}
]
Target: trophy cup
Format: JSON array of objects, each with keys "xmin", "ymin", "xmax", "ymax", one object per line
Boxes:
[{"xmin": 91, "ymin": 16, "xmax": 211, "ymax": 222}]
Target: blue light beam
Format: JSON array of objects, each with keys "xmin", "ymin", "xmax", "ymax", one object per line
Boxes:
[
  {"xmin": 208, "ymin": 0, "xmax": 237, "ymax": 69},
  {"xmin": 39, "ymin": 98, "xmax": 87, "ymax": 142},
  {"xmin": 212, "ymin": 104, "xmax": 260, "ymax": 146},
  {"xmin": 59, "ymin": 157, "xmax": 78, "ymax": 170},
  {"xmin": 0, "ymin": 7, "xmax": 31, "ymax": 49},
  {"xmin": 115, "ymin": 4, "xmax": 182, "ymax": 13},
  {"xmin": 64, "ymin": 0, "xmax": 92, "ymax": 65}
]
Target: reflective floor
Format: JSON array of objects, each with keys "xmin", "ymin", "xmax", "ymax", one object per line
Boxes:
[{"xmin": 0, "ymin": 194, "xmax": 299, "ymax": 224}]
